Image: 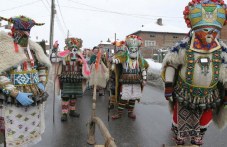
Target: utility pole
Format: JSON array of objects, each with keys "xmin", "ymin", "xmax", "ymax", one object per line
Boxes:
[
  {"xmin": 49, "ymin": 0, "xmax": 56, "ymax": 123},
  {"xmin": 114, "ymin": 33, "xmax": 116, "ymax": 53},
  {"xmin": 49, "ymin": 0, "xmax": 56, "ymax": 56},
  {"xmin": 67, "ymin": 30, "xmax": 69, "ymax": 39}
]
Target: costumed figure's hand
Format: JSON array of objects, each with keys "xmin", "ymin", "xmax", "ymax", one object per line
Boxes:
[
  {"xmin": 16, "ymin": 92, "xmax": 34, "ymax": 106},
  {"xmin": 165, "ymin": 82, "xmax": 173, "ymax": 102},
  {"xmin": 37, "ymin": 82, "xmax": 45, "ymax": 91}
]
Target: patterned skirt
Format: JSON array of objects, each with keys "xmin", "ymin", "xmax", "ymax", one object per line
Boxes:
[
  {"xmin": 3, "ymin": 104, "xmax": 45, "ymax": 147},
  {"xmin": 172, "ymin": 103, "xmax": 212, "ymax": 139},
  {"xmin": 121, "ymin": 84, "xmax": 142, "ymax": 100},
  {"xmin": 62, "ymin": 82, "xmax": 83, "ymax": 98}
]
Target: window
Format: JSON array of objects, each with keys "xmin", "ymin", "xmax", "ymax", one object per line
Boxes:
[
  {"xmin": 173, "ymin": 36, "xmax": 178, "ymax": 39},
  {"xmin": 150, "ymin": 34, "xmax": 155, "ymax": 37},
  {"xmin": 144, "ymin": 40, "xmax": 156, "ymax": 47}
]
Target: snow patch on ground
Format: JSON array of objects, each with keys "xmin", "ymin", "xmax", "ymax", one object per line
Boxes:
[{"xmin": 145, "ymin": 58, "xmax": 162, "ymax": 75}]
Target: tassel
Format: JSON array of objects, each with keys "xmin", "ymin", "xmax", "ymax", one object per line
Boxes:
[
  {"xmin": 57, "ymin": 50, "xmax": 70, "ymax": 57},
  {"xmin": 77, "ymin": 52, "xmax": 91, "ymax": 77},
  {"xmin": 23, "ymin": 61, "xmax": 28, "ymax": 71},
  {"xmin": 125, "ymin": 50, "xmax": 130, "ymax": 72},
  {"xmin": 14, "ymin": 42, "xmax": 19, "ymax": 52},
  {"xmin": 30, "ymin": 59, "xmax": 34, "ymax": 68}
]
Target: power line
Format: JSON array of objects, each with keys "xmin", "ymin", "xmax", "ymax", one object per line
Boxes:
[
  {"xmin": 67, "ymin": 0, "xmax": 183, "ymax": 19},
  {"xmin": 45, "ymin": 0, "xmax": 50, "ymax": 6},
  {"xmin": 56, "ymin": 0, "xmax": 68, "ymax": 31},
  {"xmin": 0, "ymin": 0, "xmax": 41, "ymax": 12},
  {"xmin": 67, "ymin": 0, "xmax": 108, "ymax": 12},
  {"xmin": 60, "ymin": 5, "xmax": 184, "ymax": 22},
  {"xmin": 56, "ymin": 16, "xmax": 67, "ymax": 36},
  {"xmin": 44, "ymin": 0, "xmax": 66, "ymax": 37},
  {"xmin": 41, "ymin": 0, "xmax": 50, "ymax": 13}
]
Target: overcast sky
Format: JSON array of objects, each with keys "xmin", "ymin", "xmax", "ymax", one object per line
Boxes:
[{"xmin": 0, "ymin": 0, "xmax": 190, "ymax": 50}]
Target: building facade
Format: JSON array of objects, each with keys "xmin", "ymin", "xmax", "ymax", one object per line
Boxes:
[
  {"xmin": 131, "ymin": 18, "xmax": 227, "ymax": 61},
  {"xmin": 98, "ymin": 39, "xmax": 115, "ymax": 56},
  {"xmin": 131, "ymin": 18, "xmax": 188, "ymax": 60}
]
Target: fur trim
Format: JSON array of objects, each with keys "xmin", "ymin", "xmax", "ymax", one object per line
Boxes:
[
  {"xmin": 213, "ymin": 105, "xmax": 227, "ymax": 129},
  {"xmin": 161, "ymin": 37, "xmax": 189, "ymax": 71},
  {"xmin": 162, "ymin": 49, "xmax": 185, "ymax": 71},
  {"xmin": 219, "ymin": 41, "xmax": 227, "ymax": 84},
  {"xmin": 161, "ymin": 37, "xmax": 188, "ymax": 84},
  {"xmin": 29, "ymin": 39, "xmax": 51, "ymax": 69},
  {"xmin": 219, "ymin": 64, "xmax": 227, "ymax": 84},
  {"xmin": 220, "ymin": 40, "xmax": 227, "ymax": 49},
  {"xmin": 0, "ymin": 31, "xmax": 26, "ymax": 73}
]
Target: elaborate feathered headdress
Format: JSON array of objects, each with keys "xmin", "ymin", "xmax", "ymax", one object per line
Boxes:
[
  {"xmin": 65, "ymin": 37, "xmax": 83, "ymax": 49},
  {"xmin": 125, "ymin": 35, "xmax": 142, "ymax": 48}
]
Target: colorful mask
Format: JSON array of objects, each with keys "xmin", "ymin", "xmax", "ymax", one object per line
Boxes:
[
  {"xmin": 65, "ymin": 37, "xmax": 83, "ymax": 61},
  {"xmin": 193, "ymin": 27, "xmax": 220, "ymax": 50},
  {"xmin": 195, "ymin": 27, "xmax": 219, "ymax": 43},
  {"xmin": 13, "ymin": 30, "xmax": 30, "ymax": 47},
  {"xmin": 125, "ymin": 35, "xmax": 142, "ymax": 54},
  {"xmin": 0, "ymin": 15, "xmax": 44, "ymax": 47}
]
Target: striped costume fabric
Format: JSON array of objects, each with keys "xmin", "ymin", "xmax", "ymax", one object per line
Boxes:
[{"xmin": 62, "ymin": 82, "xmax": 83, "ymax": 98}]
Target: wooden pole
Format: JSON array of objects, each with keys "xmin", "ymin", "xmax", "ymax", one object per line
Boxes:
[
  {"xmin": 92, "ymin": 70, "xmax": 97, "ymax": 118},
  {"xmin": 114, "ymin": 33, "xmax": 116, "ymax": 53},
  {"xmin": 87, "ymin": 117, "xmax": 117, "ymax": 147},
  {"xmin": 87, "ymin": 52, "xmax": 116, "ymax": 146},
  {"xmin": 49, "ymin": 0, "xmax": 56, "ymax": 123}
]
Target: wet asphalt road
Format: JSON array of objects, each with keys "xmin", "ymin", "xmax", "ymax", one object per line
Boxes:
[{"xmin": 31, "ymin": 67, "xmax": 227, "ymax": 147}]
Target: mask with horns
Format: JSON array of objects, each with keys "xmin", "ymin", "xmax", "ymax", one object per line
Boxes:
[{"xmin": 0, "ymin": 15, "xmax": 44, "ymax": 47}]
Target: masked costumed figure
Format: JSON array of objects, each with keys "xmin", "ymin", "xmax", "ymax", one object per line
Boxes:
[
  {"xmin": 0, "ymin": 16, "xmax": 51, "ymax": 146},
  {"xmin": 162, "ymin": 0, "xmax": 227, "ymax": 145},
  {"xmin": 111, "ymin": 35, "xmax": 149, "ymax": 120},
  {"xmin": 109, "ymin": 40, "xmax": 126, "ymax": 108},
  {"xmin": 57, "ymin": 37, "xmax": 90, "ymax": 121},
  {"xmin": 89, "ymin": 46, "xmax": 109, "ymax": 96}
]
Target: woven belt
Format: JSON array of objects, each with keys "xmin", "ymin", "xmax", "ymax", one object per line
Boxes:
[
  {"xmin": 174, "ymin": 74, "xmax": 220, "ymax": 110},
  {"xmin": 11, "ymin": 70, "xmax": 39, "ymax": 86},
  {"xmin": 120, "ymin": 73, "xmax": 142, "ymax": 84},
  {"xmin": 176, "ymin": 74, "xmax": 217, "ymax": 97}
]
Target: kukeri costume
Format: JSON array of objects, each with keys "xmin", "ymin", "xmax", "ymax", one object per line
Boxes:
[
  {"xmin": 57, "ymin": 37, "xmax": 90, "ymax": 121},
  {"xmin": 162, "ymin": 0, "xmax": 227, "ymax": 145},
  {"xmin": 111, "ymin": 35, "xmax": 148, "ymax": 120},
  {"xmin": 0, "ymin": 16, "xmax": 51, "ymax": 146}
]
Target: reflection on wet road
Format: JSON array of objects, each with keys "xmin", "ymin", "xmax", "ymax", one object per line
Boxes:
[{"xmin": 32, "ymin": 80, "xmax": 227, "ymax": 147}]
